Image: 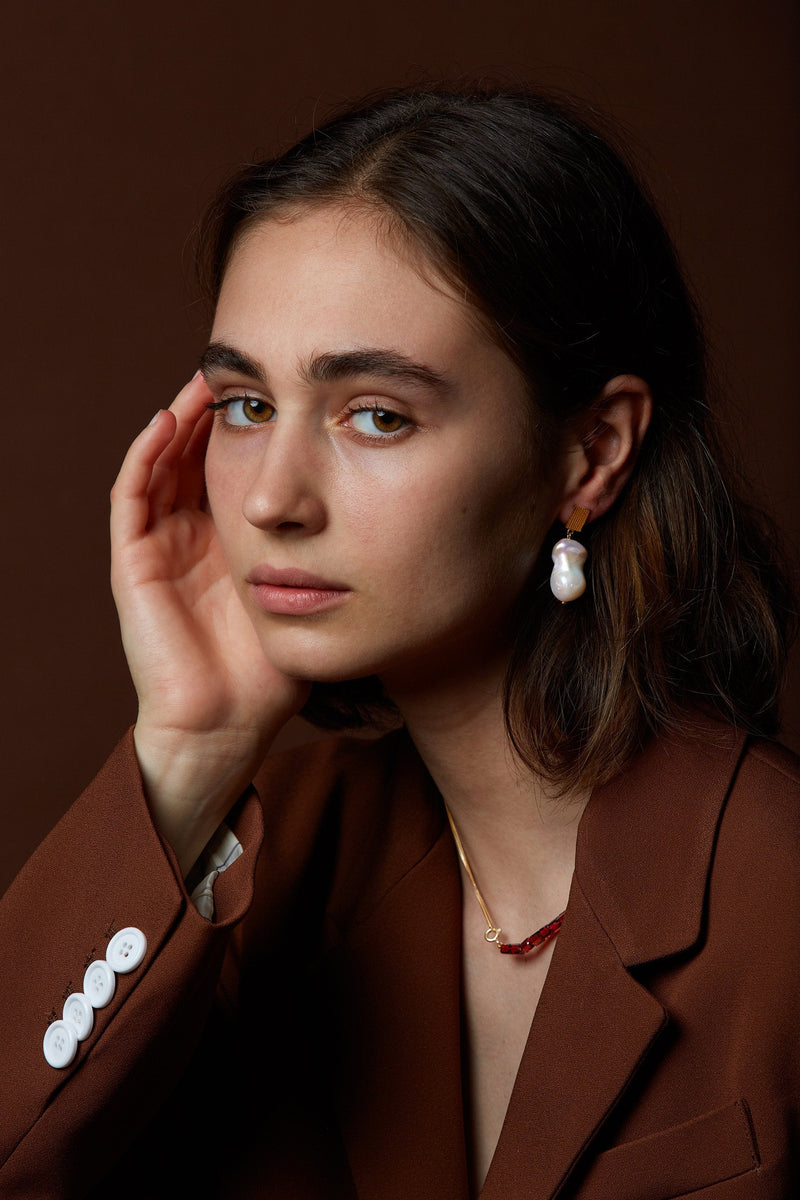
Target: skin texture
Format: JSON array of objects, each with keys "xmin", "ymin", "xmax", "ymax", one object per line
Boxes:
[{"xmin": 202, "ymin": 206, "xmax": 562, "ymax": 695}]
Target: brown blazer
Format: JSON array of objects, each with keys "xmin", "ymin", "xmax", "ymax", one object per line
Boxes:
[{"xmin": 1, "ymin": 715, "xmax": 798, "ymax": 1198}]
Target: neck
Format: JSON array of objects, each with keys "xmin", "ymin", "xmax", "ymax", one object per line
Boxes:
[{"xmin": 384, "ymin": 658, "xmax": 589, "ymax": 933}]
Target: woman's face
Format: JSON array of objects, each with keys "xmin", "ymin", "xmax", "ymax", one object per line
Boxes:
[{"xmin": 203, "ymin": 205, "xmax": 565, "ymax": 692}]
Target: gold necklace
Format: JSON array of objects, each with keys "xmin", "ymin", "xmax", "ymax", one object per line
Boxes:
[{"xmin": 444, "ymin": 803, "xmax": 565, "ymax": 956}]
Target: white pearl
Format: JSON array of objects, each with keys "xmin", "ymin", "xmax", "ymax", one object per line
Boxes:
[{"xmin": 550, "ymin": 538, "xmax": 587, "ymax": 602}]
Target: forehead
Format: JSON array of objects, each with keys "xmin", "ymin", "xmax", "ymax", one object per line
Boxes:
[{"xmin": 213, "ymin": 205, "xmax": 491, "ymax": 364}]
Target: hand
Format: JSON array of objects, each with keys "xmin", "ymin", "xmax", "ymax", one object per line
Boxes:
[{"xmin": 110, "ymin": 373, "xmax": 310, "ymax": 871}]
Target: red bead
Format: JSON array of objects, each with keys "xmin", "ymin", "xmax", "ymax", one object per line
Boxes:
[{"xmin": 498, "ymin": 913, "xmax": 564, "ymax": 955}]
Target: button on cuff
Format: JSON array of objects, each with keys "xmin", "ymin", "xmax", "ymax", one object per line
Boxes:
[
  {"xmin": 43, "ymin": 1019, "xmax": 78, "ymax": 1069},
  {"xmin": 83, "ymin": 958, "xmax": 116, "ymax": 1008},
  {"xmin": 63, "ymin": 991, "xmax": 94, "ymax": 1041},
  {"xmin": 106, "ymin": 927, "xmax": 147, "ymax": 974}
]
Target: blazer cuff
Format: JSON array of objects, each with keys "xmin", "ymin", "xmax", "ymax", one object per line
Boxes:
[{"xmin": 0, "ymin": 728, "xmax": 263, "ymax": 1184}]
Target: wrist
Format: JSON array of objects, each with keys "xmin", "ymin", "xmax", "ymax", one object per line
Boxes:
[{"xmin": 132, "ymin": 722, "xmax": 277, "ymax": 875}]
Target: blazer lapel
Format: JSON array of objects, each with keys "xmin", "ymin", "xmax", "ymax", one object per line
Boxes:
[
  {"xmin": 482, "ymin": 716, "xmax": 748, "ymax": 1199},
  {"xmin": 480, "ymin": 880, "xmax": 667, "ymax": 1199}
]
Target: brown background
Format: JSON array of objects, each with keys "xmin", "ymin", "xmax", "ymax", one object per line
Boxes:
[{"xmin": 1, "ymin": 0, "xmax": 798, "ymax": 893}]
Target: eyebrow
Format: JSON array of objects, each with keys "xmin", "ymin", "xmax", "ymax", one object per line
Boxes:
[
  {"xmin": 199, "ymin": 343, "xmax": 267, "ymax": 384},
  {"xmin": 199, "ymin": 341, "xmax": 453, "ymax": 396},
  {"xmin": 303, "ymin": 349, "xmax": 452, "ymax": 394}
]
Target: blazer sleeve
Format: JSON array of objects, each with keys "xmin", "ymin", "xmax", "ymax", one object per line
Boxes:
[{"xmin": 0, "ymin": 729, "xmax": 264, "ymax": 1199}]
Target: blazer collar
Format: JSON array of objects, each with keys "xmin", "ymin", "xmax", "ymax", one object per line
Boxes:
[
  {"xmin": 575, "ymin": 714, "xmax": 748, "ymax": 967},
  {"xmin": 330, "ymin": 717, "xmax": 749, "ymax": 1200}
]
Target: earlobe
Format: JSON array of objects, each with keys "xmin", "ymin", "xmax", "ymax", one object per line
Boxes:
[{"xmin": 557, "ymin": 374, "xmax": 652, "ymax": 526}]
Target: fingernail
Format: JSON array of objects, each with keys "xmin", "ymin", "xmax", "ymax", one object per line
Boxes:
[
  {"xmin": 191, "ymin": 369, "xmax": 203, "ymax": 380},
  {"xmin": 148, "ymin": 410, "xmax": 162, "ymax": 426}
]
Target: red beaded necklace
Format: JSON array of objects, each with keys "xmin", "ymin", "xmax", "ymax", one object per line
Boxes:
[{"xmin": 444, "ymin": 803, "xmax": 565, "ymax": 956}]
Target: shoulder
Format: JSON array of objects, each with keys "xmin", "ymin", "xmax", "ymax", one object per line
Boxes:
[
  {"xmin": 579, "ymin": 717, "xmax": 800, "ymax": 965},
  {"xmin": 732, "ymin": 734, "xmax": 800, "ymax": 802},
  {"xmin": 661, "ymin": 725, "xmax": 800, "ymax": 895},
  {"xmin": 619, "ymin": 717, "xmax": 800, "ymax": 834},
  {"xmin": 714, "ymin": 734, "xmax": 800, "ymax": 896},
  {"xmin": 713, "ymin": 733, "xmax": 800, "ymax": 863}
]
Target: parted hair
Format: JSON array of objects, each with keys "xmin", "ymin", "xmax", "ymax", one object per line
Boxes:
[{"xmin": 198, "ymin": 84, "xmax": 796, "ymax": 790}]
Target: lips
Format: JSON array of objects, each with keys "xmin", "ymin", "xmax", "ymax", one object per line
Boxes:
[
  {"xmin": 246, "ymin": 564, "xmax": 352, "ymax": 615},
  {"xmin": 246, "ymin": 564, "xmax": 349, "ymax": 590}
]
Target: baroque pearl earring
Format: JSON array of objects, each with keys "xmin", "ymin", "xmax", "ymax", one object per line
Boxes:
[{"xmin": 550, "ymin": 506, "xmax": 590, "ymax": 603}]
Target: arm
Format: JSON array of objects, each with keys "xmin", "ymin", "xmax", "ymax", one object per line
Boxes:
[
  {"xmin": 0, "ymin": 374, "xmax": 308, "ymax": 1195},
  {"xmin": 0, "ymin": 731, "xmax": 264, "ymax": 1196},
  {"xmin": 109, "ymin": 373, "xmax": 309, "ymax": 874}
]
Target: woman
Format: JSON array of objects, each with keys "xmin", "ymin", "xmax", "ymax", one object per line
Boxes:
[{"xmin": 1, "ymin": 86, "xmax": 797, "ymax": 1198}]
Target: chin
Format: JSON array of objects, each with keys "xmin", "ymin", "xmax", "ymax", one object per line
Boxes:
[{"xmin": 255, "ymin": 630, "xmax": 392, "ymax": 686}]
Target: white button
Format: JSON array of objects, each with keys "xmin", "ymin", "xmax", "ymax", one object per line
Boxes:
[
  {"xmin": 43, "ymin": 1019, "xmax": 78, "ymax": 1069},
  {"xmin": 62, "ymin": 992, "xmax": 94, "ymax": 1041},
  {"xmin": 106, "ymin": 927, "xmax": 147, "ymax": 974},
  {"xmin": 83, "ymin": 958, "xmax": 116, "ymax": 1008}
]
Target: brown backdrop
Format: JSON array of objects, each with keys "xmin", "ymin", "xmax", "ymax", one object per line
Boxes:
[{"xmin": 2, "ymin": 0, "xmax": 798, "ymax": 892}]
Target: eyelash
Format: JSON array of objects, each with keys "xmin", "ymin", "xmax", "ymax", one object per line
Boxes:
[
  {"xmin": 205, "ymin": 396, "xmax": 414, "ymax": 441},
  {"xmin": 205, "ymin": 395, "xmax": 273, "ymax": 423}
]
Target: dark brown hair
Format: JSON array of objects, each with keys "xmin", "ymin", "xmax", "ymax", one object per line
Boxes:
[{"xmin": 198, "ymin": 85, "xmax": 796, "ymax": 789}]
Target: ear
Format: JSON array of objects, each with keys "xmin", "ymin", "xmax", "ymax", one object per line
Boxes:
[{"xmin": 556, "ymin": 375, "xmax": 652, "ymax": 526}]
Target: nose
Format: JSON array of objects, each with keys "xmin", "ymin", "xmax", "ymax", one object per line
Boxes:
[{"xmin": 241, "ymin": 418, "xmax": 327, "ymax": 536}]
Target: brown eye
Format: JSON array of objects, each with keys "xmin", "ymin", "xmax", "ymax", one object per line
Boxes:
[
  {"xmin": 223, "ymin": 396, "xmax": 275, "ymax": 426},
  {"xmin": 371, "ymin": 409, "xmax": 404, "ymax": 433},
  {"xmin": 349, "ymin": 407, "xmax": 408, "ymax": 436},
  {"xmin": 242, "ymin": 398, "xmax": 273, "ymax": 423}
]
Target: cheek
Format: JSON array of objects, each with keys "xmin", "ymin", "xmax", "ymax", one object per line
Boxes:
[
  {"xmin": 204, "ymin": 431, "xmax": 225, "ymax": 497},
  {"xmin": 204, "ymin": 439, "xmax": 245, "ymax": 541},
  {"xmin": 421, "ymin": 442, "xmax": 540, "ymax": 546},
  {"xmin": 337, "ymin": 450, "xmax": 542, "ymax": 589}
]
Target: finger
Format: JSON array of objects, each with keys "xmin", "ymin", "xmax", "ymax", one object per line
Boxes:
[
  {"xmin": 148, "ymin": 374, "xmax": 215, "ymax": 517},
  {"xmin": 168, "ymin": 371, "xmax": 215, "ymax": 445},
  {"xmin": 110, "ymin": 409, "xmax": 178, "ymax": 545},
  {"xmin": 174, "ymin": 408, "xmax": 214, "ymax": 510}
]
